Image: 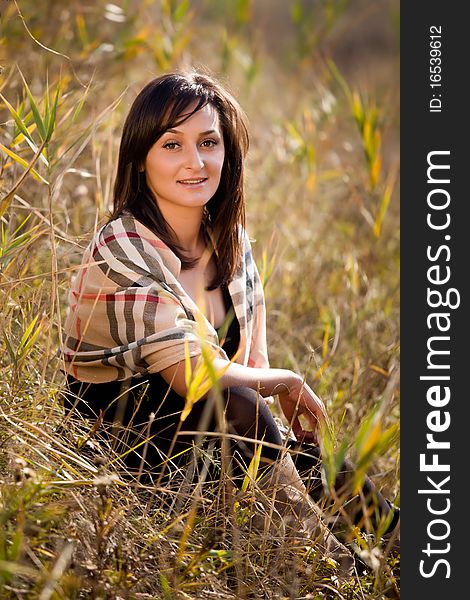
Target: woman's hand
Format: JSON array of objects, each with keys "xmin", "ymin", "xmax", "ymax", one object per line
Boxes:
[{"xmin": 276, "ymin": 374, "xmax": 328, "ymax": 444}]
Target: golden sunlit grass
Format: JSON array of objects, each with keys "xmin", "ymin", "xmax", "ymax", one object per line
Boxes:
[{"xmin": 1, "ymin": 1, "xmax": 399, "ymax": 597}]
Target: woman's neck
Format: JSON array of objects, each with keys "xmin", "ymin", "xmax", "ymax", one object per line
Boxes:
[{"xmin": 158, "ymin": 204, "xmax": 206, "ymax": 257}]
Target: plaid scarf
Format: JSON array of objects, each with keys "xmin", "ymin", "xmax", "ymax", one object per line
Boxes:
[{"xmin": 61, "ymin": 213, "xmax": 269, "ymax": 383}]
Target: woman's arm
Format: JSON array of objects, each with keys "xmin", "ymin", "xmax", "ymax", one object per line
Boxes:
[{"xmin": 159, "ymin": 357, "xmax": 328, "ymax": 441}]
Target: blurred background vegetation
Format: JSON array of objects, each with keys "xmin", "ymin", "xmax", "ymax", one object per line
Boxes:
[{"xmin": 0, "ymin": 0, "xmax": 399, "ymax": 597}]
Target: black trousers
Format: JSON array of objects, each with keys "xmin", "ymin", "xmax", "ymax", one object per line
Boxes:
[{"xmin": 64, "ymin": 374, "xmax": 398, "ymax": 534}]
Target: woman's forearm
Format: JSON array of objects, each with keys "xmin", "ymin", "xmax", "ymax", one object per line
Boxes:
[
  {"xmin": 215, "ymin": 358, "xmax": 297, "ymax": 396},
  {"xmin": 159, "ymin": 354, "xmax": 327, "ymax": 438},
  {"xmin": 159, "ymin": 355, "xmax": 299, "ymax": 398}
]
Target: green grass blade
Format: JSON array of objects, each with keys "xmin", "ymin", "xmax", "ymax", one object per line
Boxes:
[
  {"xmin": 46, "ymin": 80, "xmax": 61, "ymax": 141},
  {"xmin": 0, "ymin": 93, "xmax": 34, "ymax": 143},
  {"xmin": 174, "ymin": 0, "xmax": 190, "ymax": 22},
  {"xmin": 18, "ymin": 70, "xmax": 47, "ymax": 142},
  {"xmin": 327, "ymin": 59, "xmax": 352, "ymax": 103},
  {"xmin": 0, "ymin": 142, "xmax": 48, "ymax": 184},
  {"xmin": 3, "ymin": 333, "xmax": 17, "ymax": 366},
  {"xmin": 17, "ymin": 315, "xmax": 40, "ymax": 355}
]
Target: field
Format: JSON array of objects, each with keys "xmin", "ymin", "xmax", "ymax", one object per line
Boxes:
[{"xmin": 0, "ymin": 1, "xmax": 400, "ymax": 598}]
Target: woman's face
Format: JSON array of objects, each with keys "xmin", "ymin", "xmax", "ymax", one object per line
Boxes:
[{"xmin": 144, "ymin": 102, "xmax": 225, "ymax": 214}]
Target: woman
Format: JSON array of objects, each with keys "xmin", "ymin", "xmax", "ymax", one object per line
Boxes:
[{"xmin": 61, "ymin": 71, "xmax": 398, "ymax": 563}]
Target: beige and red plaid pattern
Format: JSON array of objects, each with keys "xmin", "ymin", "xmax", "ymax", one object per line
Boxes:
[{"xmin": 61, "ymin": 213, "xmax": 269, "ymax": 382}]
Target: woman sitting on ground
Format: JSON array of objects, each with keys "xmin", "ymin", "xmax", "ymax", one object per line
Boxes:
[{"xmin": 61, "ymin": 70, "xmax": 398, "ymax": 569}]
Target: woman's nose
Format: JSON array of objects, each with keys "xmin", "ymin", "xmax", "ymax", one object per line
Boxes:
[{"xmin": 184, "ymin": 146, "xmax": 204, "ymax": 170}]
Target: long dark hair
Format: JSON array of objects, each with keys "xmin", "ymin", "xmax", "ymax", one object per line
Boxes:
[{"xmin": 111, "ymin": 69, "xmax": 249, "ymax": 289}]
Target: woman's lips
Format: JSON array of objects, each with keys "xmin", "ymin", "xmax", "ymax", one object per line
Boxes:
[{"xmin": 177, "ymin": 177, "xmax": 208, "ymax": 187}]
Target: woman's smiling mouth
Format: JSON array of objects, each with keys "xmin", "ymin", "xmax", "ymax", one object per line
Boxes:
[{"xmin": 177, "ymin": 177, "xmax": 208, "ymax": 186}]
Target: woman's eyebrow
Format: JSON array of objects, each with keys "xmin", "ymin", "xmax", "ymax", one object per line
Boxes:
[{"xmin": 164, "ymin": 128, "xmax": 219, "ymax": 135}]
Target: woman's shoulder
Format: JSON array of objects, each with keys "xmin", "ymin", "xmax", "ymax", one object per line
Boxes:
[
  {"xmin": 97, "ymin": 211, "xmax": 143, "ymax": 237},
  {"xmin": 90, "ymin": 212, "xmax": 179, "ymax": 274},
  {"xmin": 226, "ymin": 225, "xmax": 258, "ymax": 283},
  {"xmin": 95, "ymin": 212, "xmax": 166, "ymax": 249},
  {"xmin": 231, "ymin": 223, "xmax": 251, "ymax": 249},
  {"xmin": 239, "ymin": 225, "xmax": 258, "ymax": 257}
]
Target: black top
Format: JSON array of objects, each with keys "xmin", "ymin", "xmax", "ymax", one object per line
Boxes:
[{"xmin": 217, "ymin": 285, "xmax": 240, "ymax": 360}]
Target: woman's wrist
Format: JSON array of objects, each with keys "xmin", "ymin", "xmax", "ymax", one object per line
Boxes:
[{"xmin": 271, "ymin": 369, "xmax": 302, "ymax": 396}]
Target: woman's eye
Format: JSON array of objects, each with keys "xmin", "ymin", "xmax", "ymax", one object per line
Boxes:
[
  {"xmin": 163, "ymin": 142, "xmax": 179, "ymax": 150},
  {"xmin": 201, "ymin": 139, "xmax": 217, "ymax": 147}
]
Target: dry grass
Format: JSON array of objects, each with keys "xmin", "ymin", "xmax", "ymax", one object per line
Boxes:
[{"xmin": 0, "ymin": 0, "xmax": 399, "ymax": 597}]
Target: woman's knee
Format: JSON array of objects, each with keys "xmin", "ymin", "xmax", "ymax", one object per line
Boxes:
[
  {"xmin": 224, "ymin": 387, "xmax": 276, "ymax": 426},
  {"xmin": 224, "ymin": 386, "xmax": 283, "ymax": 453},
  {"xmin": 224, "ymin": 385, "xmax": 259, "ymax": 401}
]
